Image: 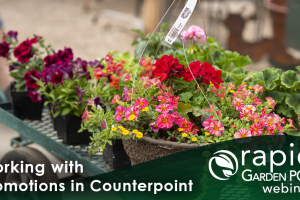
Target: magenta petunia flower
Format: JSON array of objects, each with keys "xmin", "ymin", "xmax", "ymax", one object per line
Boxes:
[
  {"xmin": 156, "ymin": 114, "xmax": 174, "ymax": 129},
  {"xmin": 172, "ymin": 112, "xmax": 181, "ymax": 124},
  {"xmin": 82, "ymin": 107, "xmax": 89, "ymax": 122},
  {"xmin": 24, "ymin": 70, "xmax": 41, "ymax": 89},
  {"xmin": 44, "ymin": 54, "xmax": 61, "ymax": 69},
  {"xmin": 115, "ymin": 105, "xmax": 125, "ymax": 122},
  {"xmin": 216, "ymin": 93, "xmax": 226, "ymax": 99},
  {"xmin": 232, "ymin": 98, "xmax": 244, "ymax": 110},
  {"xmin": 234, "ymin": 128, "xmax": 251, "ymax": 139},
  {"xmin": 266, "ymin": 128, "xmax": 275, "ymax": 135},
  {"xmin": 169, "ymin": 96, "xmax": 179, "ymax": 109},
  {"xmin": 74, "ymin": 86, "xmax": 86, "ymax": 102},
  {"xmin": 28, "ymin": 90, "xmax": 43, "ymax": 103},
  {"xmin": 125, "ymin": 106, "xmax": 140, "ymax": 120},
  {"xmin": 240, "ymin": 109, "xmax": 252, "ymax": 120},
  {"xmin": 110, "ymin": 95, "xmax": 121, "ymax": 104},
  {"xmin": 242, "ymin": 105, "xmax": 256, "ymax": 113},
  {"xmin": 209, "ymin": 121, "xmax": 224, "ymax": 137},
  {"xmin": 252, "ymin": 94, "xmax": 261, "ymax": 105},
  {"xmin": 150, "ymin": 122, "xmax": 159, "ymax": 132},
  {"xmin": 124, "ymin": 74, "xmax": 132, "ymax": 82},
  {"xmin": 252, "ymin": 84, "xmax": 263, "ymax": 93},
  {"xmin": 134, "ymin": 98, "xmax": 149, "ymax": 109},
  {"xmin": 0, "ymin": 41, "xmax": 10, "ymax": 58},
  {"xmin": 157, "ymin": 95, "xmax": 171, "ymax": 104},
  {"xmin": 238, "ymin": 84, "xmax": 247, "ymax": 91},
  {"xmin": 14, "ymin": 39, "xmax": 35, "ymax": 63},
  {"xmin": 50, "ymin": 72, "xmax": 64, "ymax": 85},
  {"xmin": 178, "ymin": 118, "xmax": 193, "ymax": 132},
  {"xmin": 287, "ymin": 119, "xmax": 297, "ymax": 130},
  {"xmin": 202, "ymin": 116, "xmax": 214, "ymax": 130},
  {"xmin": 250, "ymin": 123, "xmax": 263, "ymax": 136},
  {"xmin": 265, "ymin": 97, "xmax": 276, "ymax": 110},
  {"xmin": 155, "ymin": 103, "xmax": 173, "ymax": 114},
  {"xmin": 205, "ymin": 105, "xmax": 216, "ymax": 113},
  {"xmin": 5, "ymin": 30, "xmax": 18, "ymax": 42},
  {"xmin": 123, "ymin": 87, "xmax": 128, "ymax": 102}
]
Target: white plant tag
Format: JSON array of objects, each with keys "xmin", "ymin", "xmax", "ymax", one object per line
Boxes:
[{"xmin": 165, "ymin": 0, "xmax": 197, "ymax": 45}]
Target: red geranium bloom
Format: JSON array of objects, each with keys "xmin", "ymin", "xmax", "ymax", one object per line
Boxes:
[
  {"xmin": 109, "ymin": 76, "xmax": 120, "ymax": 89},
  {"xmin": 152, "ymin": 55, "xmax": 185, "ymax": 81},
  {"xmin": 24, "ymin": 70, "xmax": 41, "ymax": 89},
  {"xmin": 13, "ymin": 39, "xmax": 35, "ymax": 63},
  {"xmin": 51, "ymin": 72, "xmax": 64, "ymax": 85},
  {"xmin": 44, "ymin": 54, "xmax": 61, "ymax": 68},
  {"xmin": 0, "ymin": 41, "xmax": 10, "ymax": 58}
]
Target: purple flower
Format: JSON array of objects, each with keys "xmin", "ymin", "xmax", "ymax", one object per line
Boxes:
[
  {"xmin": 9, "ymin": 63, "xmax": 19, "ymax": 71},
  {"xmin": 150, "ymin": 122, "xmax": 159, "ymax": 132},
  {"xmin": 44, "ymin": 54, "xmax": 61, "ymax": 69},
  {"xmin": 93, "ymin": 96, "xmax": 101, "ymax": 106},
  {"xmin": 28, "ymin": 90, "xmax": 43, "ymax": 103},
  {"xmin": 74, "ymin": 86, "xmax": 86, "ymax": 102},
  {"xmin": 89, "ymin": 60, "xmax": 104, "ymax": 69},
  {"xmin": 57, "ymin": 47, "xmax": 73, "ymax": 66},
  {"xmin": 0, "ymin": 41, "xmax": 10, "ymax": 58},
  {"xmin": 74, "ymin": 58, "xmax": 90, "ymax": 79},
  {"xmin": 6, "ymin": 31, "xmax": 18, "ymax": 42}
]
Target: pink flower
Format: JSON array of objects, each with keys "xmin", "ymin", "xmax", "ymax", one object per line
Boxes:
[
  {"xmin": 234, "ymin": 128, "xmax": 252, "ymax": 139},
  {"xmin": 178, "ymin": 118, "xmax": 193, "ymax": 132},
  {"xmin": 287, "ymin": 119, "xmax": 297, "ymax": 130},
  {"xmin": 115, "ymin": 105, "xmax": 125, "ymax": 122},
  {"xmin": 169, "ymin": 96, "xmax": 179, "ymax": 109},
  {"xmin": 228, "ymin": 83, "xmax": 236, "ymax": 90},
  {"xmin": 134, "ymin": 98, "xmax": 149, "ymax": 109},
  {"xmin": 252, "ymin": 84, "xmax": 263, "ymax": 93},
  {"xmin": 149, "ymin": 78, "xmax": 161, "ymax": 86},
  {"xmin": 252, "ymin": 94, "xmax": 261, "ymax": 105},
  {"xmin": 157, "ymin": 96, "xmax": 171, "ymax": 104},
  {"xmin": 230, "ymin": 122, "xmax": 237, "ymax": 129},
  {"xmin": 190, "ymin": 122, "xmax": 200, "ymax": 135},
  {"xmin": 216, "ymin": 93, "xmax": 226, "ymax": 99},
  {"xmin": 110, "ymin": 95, "xmax": 121, "ymax": 104},
  {"xmin": 172, "ymin": 112, "xmax": 181, "ymax": 124},
  {"xmin": 82, "ymin": 107, "xmax": 89, "ymax": 122},
  {"xmin": 202, "ymin": 116, "xmax": 214, "ymax": 130},
  {"xmin": 266, "ymin": 128, "xmax": 275, "ymax": 135},
  {"xmin": 139, "ymin": 77, "xmax": 150, "ymax": 87},
  {"xmin": 150, "ymin": 122, "xmax": 159, "ymax": 132},
  {"xmin": 211, "ymin": 86, "xmax": 226, "ymax": 95},
  {"xmin": 155, "ymin": 104, "xmax": 173, "ymax": 114},
  {"xmin": 265, "ymin": 116, "xmax": 276, "ymax": 129},
  {"xmin": 123, "ymin": 87, "xmax": 128, "ymax": 101},
  {"xmin": 205, "ymin": 105, "xmax": 216, "ymax": 113},
  {"xmin": 250, "ymin": 123, "xmax": 263, "ymax": 136},
  {"xmin": 261, "ymin": 107, "xmax": 267, "ymax": 115},
  {"xmin": 242, "ymin": 105, "xmax": 256, "ymax": 113},
  {"xmin": 238, "ymin": 84, "xmax": 247, "ymax": 91},
  {"xmin": 124, "ymin": 74, "xmax": 132, "ymax": 82},
  {"xmin": 249, "ymin": 113, "xmax": 261, "ymax": 124},
  {"xmin": 181, "ymin": 25, "xmax": 207, "ymax": 42},
  {"xmin": 266, "ymin": 97, "xmax": 276, "ymax": 110},
  {"xmin": 209, "ymin": 121, "xmax": 225, "ymax": 137},
  {"xmin": 125, "ymin": 106, "xmax": 140, "ymax": 120},
  {"xmin": 240, "ymin": 109, "xmax": 252, "ymax": 120},
  {"xmin": 233, "ymin": 91, "xmax": 248, "ymax": 100},
  {"xmin": 156, "ymin": 114, "xmax": 174, "ymax": 129},
  {"xmin": 233, "ymin": 98, "xmax": 244, "ymax": 110}
]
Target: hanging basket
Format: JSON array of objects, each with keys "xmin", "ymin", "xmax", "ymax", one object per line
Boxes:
[{"xmin": 122, "ymin": 136, "xmax": 206, "ymax": 165}]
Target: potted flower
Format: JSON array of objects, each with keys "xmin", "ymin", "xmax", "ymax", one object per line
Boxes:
[{"xmin": 0, "ymin": 31, "xmax": 51, "ymax": 120}]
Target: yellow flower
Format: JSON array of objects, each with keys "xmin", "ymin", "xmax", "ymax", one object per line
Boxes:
[
  {"xmin": 178, "ymin": 128, "xmax": 183, "ymax": 132},
  {"xmin": 118, "ymin": 126, "xmax": 123, "ymax": 129},
  {"xmin": 129, "ymin": 115, "xmax": 135, "ymax": 121},
  {"xmin": 207, "ymin": 89, "xmax": 211, "ymax": 92},
  {"xmin": 242, "ymin": 82, "xmax": 247, "ymax": 85},
  {"xmin": 112, "ymin": 127, "xmax": 117, "ymax": 131},
  {"xmin": 230, "ymin": 90, "xmax": 235, "ymax": 93},
  {"xmin": 142, "ymin": 107, "xmax": 149, "ymax": 112},
  {"xmin": 204, "ymin": 132, "xmax": 210, "ymax": 136},
  {"xmin": 123, "ymin": 118, "xmax": 127, "ymax": 121},
  {"xmin": 122, "ymin": 130, "xmax": 129, "ymax": 135},
  {"xmin": 248, "ymin": 86, "xmax": 252, "ymax": 90},
  {"xmin": 182, "ymin": 133, "xmax": 188, "ymax": 138},
  {"xmin": 210, "ymin": 84, "xmax": 214, "ymax": 86},
  {"xmin": 192, "ymin": 137, "xmax": 197, "ymax": 142},
  {"xmin": 132, "ymin": 129, "xmax": 138, "ymax": 134},
  {"xmin": 136, "ymin": 132, "xmax": 143, "ymax": 139}
]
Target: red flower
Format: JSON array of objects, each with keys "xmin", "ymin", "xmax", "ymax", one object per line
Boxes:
[
  {"xmin": 109, "ymin": 76, "xmax": 120, "ymax": 89},
  {"xmin": 93, "ymin": 68, "xmax": 106, "ymax": 79},
  {"xmin": 51, "ymin": 72, "xmax": 64, "ymax": 85},
  {"xmin": 57, "ymin": 47, "xmax": 73, "ymax": 66},
  {"xmin": 28, "ymin": 90, "xmax": 43, "ymax": 103},
  {"xmin": 13, "ymin": 39, "xmax": 35, "ymax": 63},
  {"xmin": 24, "ymin": 70, "xmax": 41, "ymax": 89},
  {"xmin": 152, "ymin": 55, "xmax": 185, "ymax": 81},
  {"xmin": 183, "ymin": 61, "xmax": 223, "ymax": 88},
  {"xmin": 0, "ymin": 41, "xmax": 10, "ymax": 58},
  {"xmin": 44, "ymin": 54, "xmax": 61, "ymax": 68}
]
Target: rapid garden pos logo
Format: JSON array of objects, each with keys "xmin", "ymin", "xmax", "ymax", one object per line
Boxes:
[{"xmin": 209, "ymin": 150, "xmax": 238, "ymax": 180}]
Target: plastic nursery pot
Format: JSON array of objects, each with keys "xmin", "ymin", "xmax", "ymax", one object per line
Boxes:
[
  {"xmin": 54, "ymin": 114, "xmax": 92, "ymax": 145},
  {"xmin": 10, "ymin": 83, "xmax": 44, "ymax": 120},
  {"xmin": 103, "ymin": 139, "xmax": 131, "ymax": 170},
  {"xmin": 122, "ymin": 136, "xmax": 206, "ymax": 165}
]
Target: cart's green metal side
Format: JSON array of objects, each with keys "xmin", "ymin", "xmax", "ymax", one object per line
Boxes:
[{"xmin": 0, "ymin": 102, "xmax": 111, "ymax": 176}]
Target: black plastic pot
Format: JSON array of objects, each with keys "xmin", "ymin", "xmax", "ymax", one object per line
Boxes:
[
  {"xmin": 54, "ymin": 114, "xmax": 92, "ymax": 145},
  {"xmin": 103, "ymin": 139, "xmax": 131, "ymax": 170},
  {"xmin": 10, "ymin": 83, "xmax": 44, "ymax": 120}
]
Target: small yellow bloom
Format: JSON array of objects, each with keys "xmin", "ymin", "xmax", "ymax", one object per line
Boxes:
[
  {"xmin": 136, "ymin": 132, "xmax": 143, "ymax": 138},
  {"xmin": 112, "ymin": 127, "xmax": 117, "ymax": 131},
  {"xmin": 204, "ymin": 132, "xmax": 210, "ymax": 136},
  {"xmin": 210, "ymin": 84, "xmax": 214, "ymax": 86},
  {"xmin": 242, "ymin": 82, "xmax": 247, "ymax": 85},
  {"xmin": 230, "ymin": 90, "xmax": 235, "ymax": 93},
  {"xmin": 129, "ymin": 115, "xmax": 135, "ymax": 121},
  {"xmin": 123, "ymin": 118, "xmax": 127, "ymax": 121},
  {"xmin": 122, "ymin": 130, "xmax": 129, "ymax": 135},
  {"xmin": 207, "ymin": 90, "xmax": 211, "ymax": 92},
  {"xmin": 118, "ymin": 126, "xmax": 123, "ymax": 129},
  {"xmin": 182, "ymin": 133, "xmax": 188, "ymax": 138},
  {"xmin": 178, "ymin": 128, "xmax": 183, "ymax": 132},
  {"xmin": 248, "ymin": 86, "xmax": 252, "ymax": 90},
  {"xmin": 192, "ymin": 137, "xmax": 197, "ymax": 142},
  {"xmin": 142, "ymin": 107, "xmax": 149, "ymax": 112},
  {"xmin": 132, "ymin": 129, "xmax": 138, "ymax": 134}
]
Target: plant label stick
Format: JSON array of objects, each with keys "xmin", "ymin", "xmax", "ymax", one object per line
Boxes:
[{"xmin": 165, "ymin": 0, "xmax": 197, "ymax": 45}]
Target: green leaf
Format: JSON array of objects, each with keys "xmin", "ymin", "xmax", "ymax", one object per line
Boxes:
[
  {"xmin": 285, "ymin": 93, "xmax": 300, "ymax": 115},
  {"xmin": 276, "ymin": 102, "xmax": 294, "ymax": 118},
  {"xmin": 131, "ymin": 29, "xmax": 144, "ymax": 37},
  {"xmin": 177, "ymin": 102, "xmax": 193, "ymax": 119},
  {"xmin": 160, "ymin": 22, "xmax": 170, "ymax": 32},
  {"xmin": 285, "ymin": 131, "xmax": 300, "ymax": 136},
  {"xmin": 179, "ymin": 92, "xmax": 193, "ymax": 103},
  {"xmin": 53, "ymin": 110, "xmax": 61, "ymax": 118},
  {"xmin": 61, "ymin": 108, "xmax": 71, "ymax": 116},
  {"xmin": 296, "ymin": 66, "xmax": 300, "ymax": 73},
  {"xmin": 134, "ymin": 40, "xmax": 147, "ymax": 57},
  {"xmin": 253, "ymin": 68, "xmax": 281, "ymax": 91},
  {"xmin": 230, "ymin": 55, "xmax": 252, "ymax": 68},
  {"xmin": 281, "ymin": 70, "xmax": 300, "ymax": 89},
  {"xmin": 258, "ymin": 91, "xmax": 285, "ymax": 103}
]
